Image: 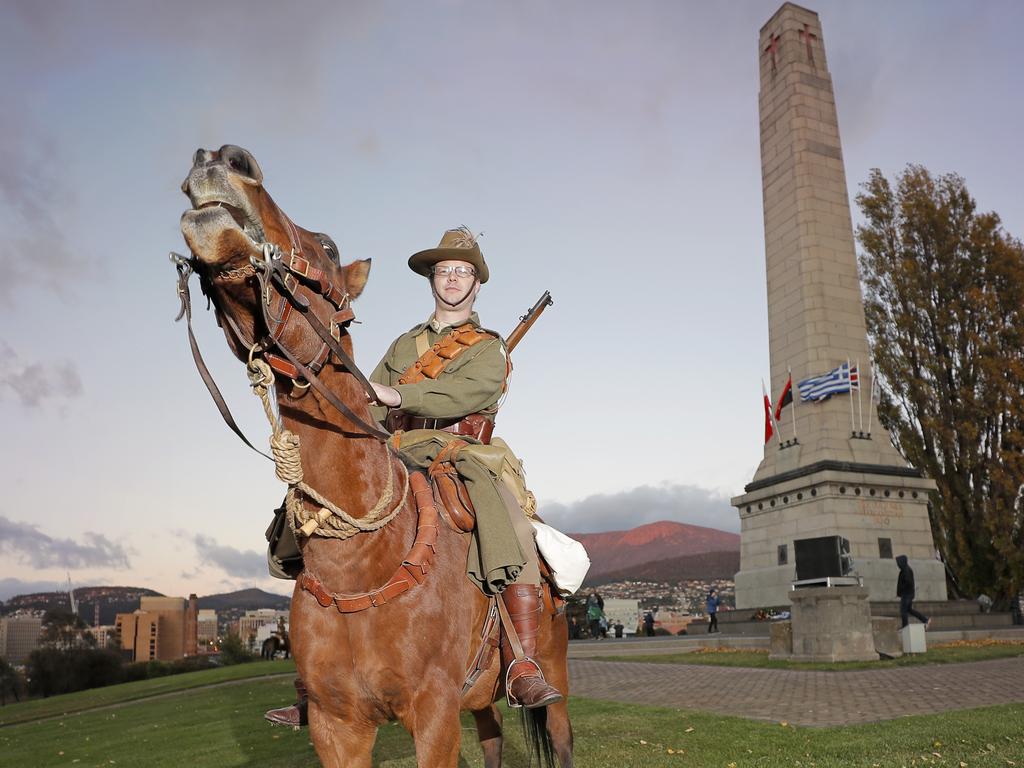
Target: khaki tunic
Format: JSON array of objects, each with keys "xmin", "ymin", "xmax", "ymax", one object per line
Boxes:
[
  {"xmin": 368, "ymin": 312, "xmax": 506, "ymax": 424},
  {"xmin": 369, "ymin": 313, "xmax": 536, "ymax": 596}
]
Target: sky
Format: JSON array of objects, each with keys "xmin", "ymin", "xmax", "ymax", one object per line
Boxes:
[{"xmin": 1, "ymin": 0, "xmax": 1022, "ymax": 601}]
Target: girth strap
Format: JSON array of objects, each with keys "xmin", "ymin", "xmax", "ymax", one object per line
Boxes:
[{"xmin": 461, "ymin": 599, "xmax": 501, "ymax": 695}]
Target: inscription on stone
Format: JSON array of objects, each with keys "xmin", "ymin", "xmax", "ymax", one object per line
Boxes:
[{"xmin": 856, "ymin": 499, "xmax": 905, "ymax": 527}]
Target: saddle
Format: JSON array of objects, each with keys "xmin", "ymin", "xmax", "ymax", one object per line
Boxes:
[{"xmin": 426, "ymin": 440, "xmax": 564, "ymax": 615}]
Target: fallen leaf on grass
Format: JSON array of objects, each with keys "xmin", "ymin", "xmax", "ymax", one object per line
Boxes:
[{"xmin": 685, "ymin": 727, "xmax": 695, "ymax": 733}]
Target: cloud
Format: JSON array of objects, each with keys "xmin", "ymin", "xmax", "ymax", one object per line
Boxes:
[
  {"xmin": 0, "ymin": 515, "xmax": 130, "ymax": 570},
  {"xmin": 0, "ymin": 341, "xmax": 83, "ymax": 407},
  {"xmin": 0, "ymin": 112, "xmax": 89, "ymax": 304},
  {"xmin": 193, "ymin": 534, "xmax": 266, "ymax": 580},
  {"xmin": 540, "ymin": 483, "xmax": 739, "ymax": 535}
]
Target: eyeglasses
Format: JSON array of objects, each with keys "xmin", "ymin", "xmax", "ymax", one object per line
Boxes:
[{"xmin": 431, "ymin": 265, "xmax": 476, "ymax": 279}]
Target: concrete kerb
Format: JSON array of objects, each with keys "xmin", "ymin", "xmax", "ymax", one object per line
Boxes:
[{"xmin": 567, "ymin": 626, "xmax": 1024, "ymax": 659}]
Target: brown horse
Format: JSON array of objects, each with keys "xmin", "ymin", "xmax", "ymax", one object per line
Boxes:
[{"xmin": 178, "ymin": 145, "xmax": 573, "ymax": 767}]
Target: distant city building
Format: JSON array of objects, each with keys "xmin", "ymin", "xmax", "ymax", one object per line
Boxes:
[
  {"xmin": 197, "ymin": 609, "xmax": 218, "ymax": 649},
  {"xmin": 0, "ymin": 613, "xmax": 44, "ymax": 664},
  {"xmin": 91, "ymin": 625, "xmax": 118, "ymax": 650},
  {"xmin": 238, "ymin": 609, "xmax": 290, "ymax": 651},
  {"xmin": 115, "ymin": 594, "xmax": 198, "ymax": 662}
]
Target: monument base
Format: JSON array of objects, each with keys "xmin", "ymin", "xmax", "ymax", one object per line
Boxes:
[
  {"xmin": 731, "ymin": 465, "xmax": 947, "ymax": 609},
  {"xmin": 788, "ymin": 586, "xmax": 877, "ymax": 662},
  {"xmin": 735, "ymin": 558, "xmax": 946, "ymax": 609},
  {"xmin": 770, "ymin": 614, "xmax": 903, "ymax": 660}
]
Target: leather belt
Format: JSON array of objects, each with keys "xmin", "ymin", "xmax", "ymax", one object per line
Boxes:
[{"xmin": 386, "ymin": 412, "xmax": 494, "ymax": 445}]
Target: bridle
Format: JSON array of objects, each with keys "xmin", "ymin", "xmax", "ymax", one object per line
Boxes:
[{"xmin": 172, "ymin": 226, "xmax": 391, "ymax": 457}]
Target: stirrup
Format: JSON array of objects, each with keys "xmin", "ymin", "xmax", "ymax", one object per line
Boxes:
[{"xmin": 504, "ymin": 656, "xmax": 562, "ymax": 709}]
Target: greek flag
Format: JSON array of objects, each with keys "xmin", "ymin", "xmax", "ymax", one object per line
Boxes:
[{"xmin": 798, "ymin": 362, "xmax": 858, "ymax": 402}]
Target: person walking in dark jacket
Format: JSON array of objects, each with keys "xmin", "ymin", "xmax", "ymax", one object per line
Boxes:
[
  {"xmin": 706, "ymin": 588, "xmax": 721, "ymax": 633},
  {"xmin": 643, "ymin": 610, "xmax": 655, "ymax": 637},
  {"xmin": 896, "ymin": 555, "xmax": 931, "ymax": 629}
]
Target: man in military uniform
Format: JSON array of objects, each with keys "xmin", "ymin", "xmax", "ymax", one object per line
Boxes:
[
  {"xmin": 265, "ymin": 228, "xmax": 561, "ymax": 725},
  {"xmin": 369, "ymin": 226, "xmax": 562, "ymax": 710}
]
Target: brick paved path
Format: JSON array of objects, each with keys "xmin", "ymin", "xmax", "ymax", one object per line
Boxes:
[{"xmin": 568, "ymin": 657, "xmax": 1024, "ymax": 727}]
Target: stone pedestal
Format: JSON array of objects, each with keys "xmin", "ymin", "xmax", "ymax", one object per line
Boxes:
[
  {"xmin": 769, "ymin": 620, "xmax": 793, "ymax": 660},
  {"xmin": 789, "ymin": 586, "xmax": 876, "ymax": 662},
  {"xmin": 872, "ymin": 616, "xmax": 903, "ymax": 658},
  {"xmin": 901, "ymin": 623, "xmax": 927, "ymax": 654}
]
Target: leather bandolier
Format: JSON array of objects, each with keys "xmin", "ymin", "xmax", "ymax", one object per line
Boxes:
[{"xmin": 385, "ymin": 322, "xmax": 505, "ymax": 444}]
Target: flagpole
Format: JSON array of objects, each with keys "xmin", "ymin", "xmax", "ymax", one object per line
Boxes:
[
  {"xmin": 867, "ymin": 362, "xmax": 876, "ymax": 435},
  {"xmin": 847, "ymin": 358, "xmax": 855, "ymax": 434},
  {"xmin": 770, "ymin": 377, "xmax": 783, "ymax": 447},
  {"xmin": 857, "ymin": 358, "xmax": 864, "ymax": 433},
  {"xmin": 789, "ymin": 366, "xmax": 796, "ymax": 441}
]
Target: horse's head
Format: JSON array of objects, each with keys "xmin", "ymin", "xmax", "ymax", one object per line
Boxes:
[{"xmin": 180, "ymin": 145, "xmax": 370, "ymax": 376}]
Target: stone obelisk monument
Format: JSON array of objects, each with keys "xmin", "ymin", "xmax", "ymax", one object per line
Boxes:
[{"xmin": 731, "ymin": 3, "xmax": 946, "ymax": 608}]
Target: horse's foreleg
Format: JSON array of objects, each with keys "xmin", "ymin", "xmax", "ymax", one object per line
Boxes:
[
  {"xmin": 544, "ymin": 699, "xmax": 574, "ymax": 767},
  {"xmin": 308, "ymin": 702, "xmax": 377, "ymax": 768},
  {"xmin": 472, "ymin": 704, "xmax": 503, "ymax": 768},
  {"xmin": 408, "ymin": 689, "xmax": 463, "ymax": 767}
]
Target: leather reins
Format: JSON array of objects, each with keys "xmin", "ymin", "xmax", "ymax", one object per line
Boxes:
[{"xmin": 172, "ymin": 234, "xmax": 391, "ymax": 454}]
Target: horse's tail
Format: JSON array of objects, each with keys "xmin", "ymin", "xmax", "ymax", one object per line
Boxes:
[{"xmin": 519, "ymin": 706, "xmax": 556, "ymax": 768}]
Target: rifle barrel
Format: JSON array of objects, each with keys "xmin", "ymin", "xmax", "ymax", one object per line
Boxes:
[{"xmin": 506, "ymin": 291, "xmax": 553, "ymax": 353}]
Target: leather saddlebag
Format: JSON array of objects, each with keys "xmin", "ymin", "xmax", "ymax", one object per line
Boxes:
[{"xmin": 266, "ymin": 502, "xmax": 304, "ymax": 580}]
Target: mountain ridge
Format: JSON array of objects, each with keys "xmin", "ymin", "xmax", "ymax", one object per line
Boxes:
[{"xmin": 569, "ymin": 520, "xmax": 739, "ymax": 581}]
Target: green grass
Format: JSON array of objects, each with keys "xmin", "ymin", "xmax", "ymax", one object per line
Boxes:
[
  {"xmin": 2, "ymin": 669, "xmax": 1023, "ymax": 766},
  {"xmin": 595, "ymin": 641, "xmax": 1024, "ymax": 671},
  {"xmin": 0, "ymin": 659, "xmax": 295, "ymax": 727}
]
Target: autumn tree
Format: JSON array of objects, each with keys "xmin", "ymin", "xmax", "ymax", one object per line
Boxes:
[{"xmin": 856, "ymin": 165, "xmax": 1024, "ymax": 603}]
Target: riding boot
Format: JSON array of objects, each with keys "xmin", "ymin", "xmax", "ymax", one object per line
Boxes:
[
  {"xmin": 500, "ymin": 584, "xmax": 564, "ymax": 709},
  {"xmin": 264, "ymin": 677, "xmax": 308, "ymax": 727}
]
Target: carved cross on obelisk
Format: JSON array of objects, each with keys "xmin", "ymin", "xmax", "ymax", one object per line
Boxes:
[
  {"xmin": 799, "ymin": 23, "xmax": 817, "ymax": 64},
  {"xmin": 764, "ymin": 32, "xmax": 781, "ymax": 74}
]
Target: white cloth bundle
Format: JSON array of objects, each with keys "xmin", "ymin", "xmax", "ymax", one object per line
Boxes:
[{"xmin": 531, "ymin": 520, "xmax": 591, "ymax": 595}]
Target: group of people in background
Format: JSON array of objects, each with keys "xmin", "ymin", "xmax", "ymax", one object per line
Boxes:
[{"xmin": 568, "ymin": 588, "xmax": 727, "ymax": 638}]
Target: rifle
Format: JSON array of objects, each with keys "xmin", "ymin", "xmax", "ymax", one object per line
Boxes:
[{"xmin": 505, "ymin": 291, "xmax": 553, "ymax": 353}]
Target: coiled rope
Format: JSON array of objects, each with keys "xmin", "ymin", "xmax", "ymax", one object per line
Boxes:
[{"xmin": 247, "ymin": 356, "xmax": 407, "ymax": 540}]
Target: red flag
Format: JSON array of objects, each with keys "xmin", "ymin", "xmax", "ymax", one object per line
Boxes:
[
  {"xmin": 762, "ymin": 382, "xmax": 774, "ymax": 443},
  {"xmin": 774, "ymin": 374, "xmax": 793, "ymax": 421}
]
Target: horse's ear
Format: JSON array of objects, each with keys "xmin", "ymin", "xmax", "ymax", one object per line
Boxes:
[{"xmin": 343, "ymin": 258, "xmax": 371, "ymax": 299}]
